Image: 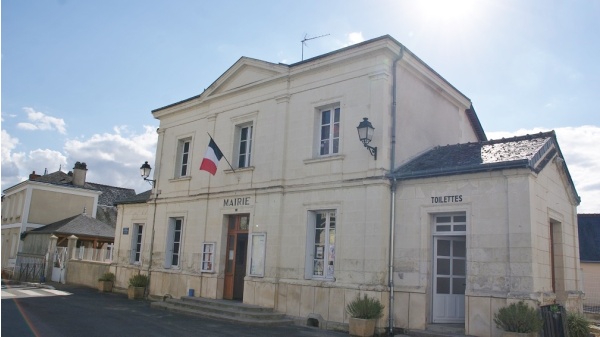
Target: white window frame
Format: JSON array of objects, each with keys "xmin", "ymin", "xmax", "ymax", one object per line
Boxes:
[
  {"xmin": 433, "ymin": 213, "xmax": 467, "ymax": 235},
  {"xmin": 201, "ymin": 242, "xmax": 216, "ymax": 272},
  {"xmin": 165, "ymin": 217, "xmax": 184, "ymax": 268},
  {"xmin": 305, "ymin": 210, "xmax": 336, "ymax": 280},
  {"xmin": 176, "ymin": 138, "xmax": 192, "ymax": 178},
  {"xmin": 234, "ymin": 122, "xmax": 253, "ymax": 168},
  {"xmin": 318, "ymin": 105, "xmax": 340, "ymax": 156},
  {"xmin": 130, "ymin": 223, "xmax": 144, "ymax": 265}
]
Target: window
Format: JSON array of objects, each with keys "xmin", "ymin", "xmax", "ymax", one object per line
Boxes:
[
  {"xmin": 234, "ymin": 123, "xmax": 253, "ymax": 168},
  {"xmin": 319, "ymin": 107, "xmax": 340, "ymax": 156},
  {"xmin": 305, "ymin": 211, "xmax": 336, "ymax": 279},
  {"xmin": 434, "ymin": 214, "xmax": 466, "ymax": 234},
  {"xmin": 130, "ymin": 224, "xmax": 143, "ymax": 264},
  {"xmin": 176, "ymin": 138, "xmax": 191, "ymax": 177},
  {"xmin": 201, "ymin": 243, "xmax": 215, "ymax": 272},
  {"xmin": 165, "ymin": 218, "xmax": 183, "ymax": 268}
]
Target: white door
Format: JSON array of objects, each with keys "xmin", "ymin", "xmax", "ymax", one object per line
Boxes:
[
  {"xmin": 432, "ymin": 237, "xmax": 466, "ymax": 323},
  {"xmin": 51, "ymin": 247, "xmax": 68, "ymax": 283}
]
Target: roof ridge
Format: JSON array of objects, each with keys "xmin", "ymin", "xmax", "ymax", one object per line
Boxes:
[{"xmin": 485, "ymin": 130, "xmax": 556, "ymax": 145}]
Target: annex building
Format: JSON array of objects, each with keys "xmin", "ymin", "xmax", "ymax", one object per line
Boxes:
[{"xmin": 111, "ymin": 35, "xmax": 582, "ymax": 336}]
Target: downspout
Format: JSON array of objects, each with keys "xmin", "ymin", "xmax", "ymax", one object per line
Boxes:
[
  {"xmin": 388, "ymin": 46, "xmax": 404, "ymax": 336},
  {"xmin": 145, "ymin": 127, "xmax": 164, "ymax": 298}
]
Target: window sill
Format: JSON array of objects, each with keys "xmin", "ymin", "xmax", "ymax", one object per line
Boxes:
[
  {"xmin": 225, "ymin": 166, "xmax": 254, "ymax": 174},
  {"xmin": 303, "ymin": 155, "xmax": 345, "ymax": 165},
  {"xmin": 169, "ymin": 176, "xmax": 191, "ymax": 183}
]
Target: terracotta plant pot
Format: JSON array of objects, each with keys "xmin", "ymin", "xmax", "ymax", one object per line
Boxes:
[
  {"xmin": 349, "ymin": 317, "xmax": 377, "ymax": 337},
  {"xmin": 97, "ymin": 280, "xmax": 113, "ymax": 292},
  {"xmin": 127, "ymin": 286, "xmax": 145, "ymax": 299}
]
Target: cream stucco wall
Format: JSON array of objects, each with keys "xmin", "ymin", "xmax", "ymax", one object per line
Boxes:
[
  {"xmin": 582, "ymin": 262, "xmax": 600, "ymax": 305},
  {"xmin": 29, "ymin": 189, "xmax": 95, "ymax": 224}
]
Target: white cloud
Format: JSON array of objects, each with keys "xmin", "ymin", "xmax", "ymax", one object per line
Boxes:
[
  {"xmin": 1, "ymin": 125, "xmax": 157, "ymax": 194},
  {"xmin": 488, "ymin": 125, "xmax": 600, "ymax": 213},
  {"xmin": 17, "ymin": 107, "xmax": 67, "ymax": 134},
  {"xmin": 63, "ymin": 125, "xmax": 157, "ymax": 191}
]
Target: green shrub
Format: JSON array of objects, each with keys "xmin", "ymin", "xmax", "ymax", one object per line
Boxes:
[
  {"xmin": 98, "ymin": 272, "xmax": 115, "ymax": 282},
  {"xmin": 346, "ymin": 294, "xmax": 384, "ymax": 319},
  {"xmin": 128, "ymin": 274, "xmax": 149, "ymax": 287},
  {"xmin": 493, "ymin": 301, "xmax": 543, "ymax": 333},
  {"xmin": 567, "ymin": 312, "xmax": 590, "ymax": 337}
]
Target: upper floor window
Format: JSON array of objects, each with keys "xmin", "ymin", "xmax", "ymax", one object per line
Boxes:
[
  {"xmin": 176, "ymin": 138, "xmax": 191, "ymax": 178},
  {"xmin": 234, "ymin": 123, "xmax": 253, "ymax": 168},
  {"xmin": 319, "ymin": 107, "xmax": 340, "ymax": 156}
]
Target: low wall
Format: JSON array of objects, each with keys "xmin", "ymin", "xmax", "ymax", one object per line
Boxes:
[{"xmin": 66, "ymin": 259, "xmax": 110, "ymax": 288}]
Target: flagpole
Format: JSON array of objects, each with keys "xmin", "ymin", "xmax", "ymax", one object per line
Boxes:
[{"xmin": 207, "ymin": 133, "xmax": 236, "ymax": 173}]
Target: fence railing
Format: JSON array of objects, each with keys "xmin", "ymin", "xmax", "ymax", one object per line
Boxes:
[
  {"xmin": 14, "ymin": 253, "xmax": 46, "ymax": 282},
  {"xmin": 72, "ymin": 244, "xmax": 113, "ymax": 263}
]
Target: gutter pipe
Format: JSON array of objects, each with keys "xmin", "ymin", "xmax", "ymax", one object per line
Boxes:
[{"xmin": 388, "ymin": 46, "xmax": 404, "ymax": 336}]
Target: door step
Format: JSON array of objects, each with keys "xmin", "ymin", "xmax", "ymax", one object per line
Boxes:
[
  {"xmin": 405, "ymin": 323, "xmax": 468, "ymax": 337},
  {"xmin": 151, "ymin": 296, "xmax": 294, "ymax": 327}
]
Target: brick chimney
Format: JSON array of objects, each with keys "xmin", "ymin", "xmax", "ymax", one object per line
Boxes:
[
  {"xmin": 29, "ymin": 171, "xmax": 41, "ymax": 180},
  {"xmin": 72, "ymin": 162, "xmax": 88, "ymax": 187}
]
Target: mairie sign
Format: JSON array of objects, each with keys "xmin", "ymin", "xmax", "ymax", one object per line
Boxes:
[{"xmin": 223, "ymin": 196, "xmax": 252, "ymax": 207}]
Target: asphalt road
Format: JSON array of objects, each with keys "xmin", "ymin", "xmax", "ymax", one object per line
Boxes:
[{"xmin": 1, "ymin": 281, "xmax": 349, "ymax": 337}]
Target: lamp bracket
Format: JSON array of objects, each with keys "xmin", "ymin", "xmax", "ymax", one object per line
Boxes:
[{"xmin": 364, "ymin": 144, "xmax": 377, "ymax": 160}]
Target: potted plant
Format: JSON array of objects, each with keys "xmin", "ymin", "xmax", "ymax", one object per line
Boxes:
[
  {"xmin": 127, "ymin": 273, "xmax": 149, "ymax": 300},
  {"xmin": 566, "ymin": 311, "xmax": 590, "ymax": 337},
  {"xmin": 493, "ymin": 300, "xmax": 543, "ymax": 337},
  {"xmin": 346, "ymin": 294, "xmax": 384, "ymax": 337},
  {"xmin": 97, "ymin": 272, "xmax": 115, "ymax": 292}
]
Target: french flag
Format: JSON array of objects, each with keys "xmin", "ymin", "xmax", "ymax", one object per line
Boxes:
[{"xmin": 199, "ymin": 138, "xmax": 224, "ymax": 175}]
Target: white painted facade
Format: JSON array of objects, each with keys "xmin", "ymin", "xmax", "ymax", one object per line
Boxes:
[{"xmin": 112, "ymin": 35, "xmax": 582, "ymax": 336}]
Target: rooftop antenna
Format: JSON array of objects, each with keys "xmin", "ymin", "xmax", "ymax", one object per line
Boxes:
[{"xmin": 301, "ymin": 33, "xmax": 330, "ymax": 61}]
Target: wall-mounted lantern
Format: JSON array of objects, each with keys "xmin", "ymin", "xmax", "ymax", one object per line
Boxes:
[
  {"xmin": 140, "ymin": 161, "xmax": 156, "ymax": 187},
  {"xmin": 356, "ymin": 117, "xmax": 377, "ymax": 160}
]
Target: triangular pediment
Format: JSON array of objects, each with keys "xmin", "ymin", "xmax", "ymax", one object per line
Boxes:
[{"xmin": 205, "ymin": 57, "xmax": 288, "ymax": 97}]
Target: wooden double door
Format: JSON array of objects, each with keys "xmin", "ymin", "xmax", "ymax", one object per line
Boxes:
[{"xmin": 223, "ymin": 214, "xmax": 249, "ymax": 300}]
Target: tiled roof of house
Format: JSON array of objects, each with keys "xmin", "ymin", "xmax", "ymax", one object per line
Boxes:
[
  {"xmin": 114, "ymin": 190, "xmax": 152, "ymax": 205},
  {"xmin": 28, "ymin": 213, "xmax": 115, "ymax": 239},
  {"xmin": 392, "ymin": 131, "xmax": 580, "ymax": 203},
  {"xmin": 95, "ymin": 205, "xmax": 118, "ymax": 228},
  {"xmin": 31, "ymin": 170, "xmax": 136, "ymax": 206},
  {"xmin": 578, "ymin": 214, "xmax": 600, "ymax": 262}
]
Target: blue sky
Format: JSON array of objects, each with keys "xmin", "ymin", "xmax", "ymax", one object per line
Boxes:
[{"xmin": 2, "ymin": 0, "xmax": 599, "ymax": 212}]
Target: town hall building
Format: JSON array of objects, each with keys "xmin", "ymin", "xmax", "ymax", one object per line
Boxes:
[{"xmin": 111, "ymin": 35, "xmax": 582, "ymax": 336}]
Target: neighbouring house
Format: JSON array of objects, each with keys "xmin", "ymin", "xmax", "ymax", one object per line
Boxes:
[
  {"xmin": 1, "ymin": 162, "xmax": 136, "ymax": 278},
  {"xmin": 111, "ymin": 35, "xmax": 582, "ymax": 337},
  {"xmin": 577, "ymin": 213, "xmax": 600, "ymax": 310}
]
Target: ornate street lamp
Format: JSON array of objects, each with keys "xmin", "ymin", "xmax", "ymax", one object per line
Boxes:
[
  {"xmin": 356, "ymin": 118, "xmax": 377, "ymax": 160},
  {"xmin": 140, "ymin": 161, "xmax": 156, "ymax": 186}
]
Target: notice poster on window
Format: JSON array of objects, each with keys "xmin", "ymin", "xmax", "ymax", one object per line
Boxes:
[{"xmin": 249, "ymin": 233, "xmax": 266, "ymax": 277}]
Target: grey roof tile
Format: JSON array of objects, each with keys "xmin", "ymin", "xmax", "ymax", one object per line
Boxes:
[
  {"xmin": 394, "ymin": 131, "xmax": 556, "ymax": 179},
  {"xmin": 114, "ymin": 190, "xmax": 152, "ymax": 205},
  {"xmin": 30, "ymin": 170, "xmax": 136, "ymax": 206},
  {"xmin": 28, "ymin": 213, "xmax": 115, "ymax": 239}
]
